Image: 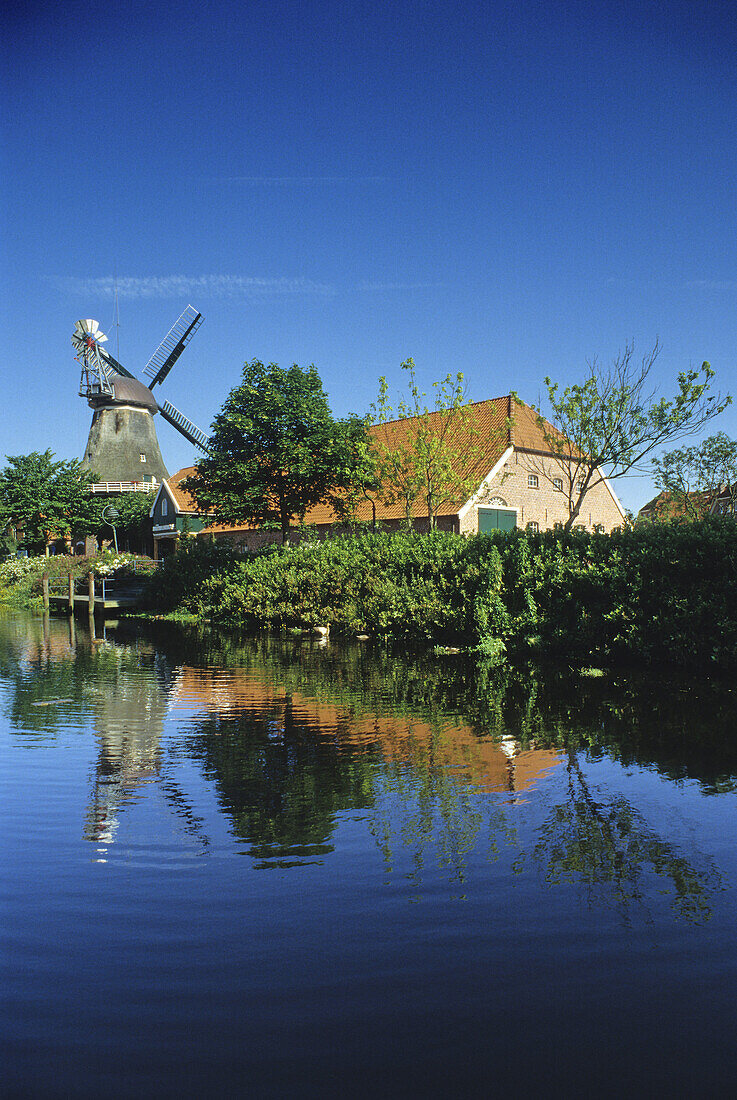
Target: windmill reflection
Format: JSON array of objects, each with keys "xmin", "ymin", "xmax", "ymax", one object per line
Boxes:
[
  {"xmin": 81, "ymin": 642, "xmax": 211, "ymax": 859},
  {"xmin": 83, "ymin": 649, "xmax": 168, "ymax": 856}
]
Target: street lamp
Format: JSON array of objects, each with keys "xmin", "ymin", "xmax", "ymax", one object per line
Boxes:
[{"xmin": 101, "ymin": 505, "xmax": 119, "ymax": 553}]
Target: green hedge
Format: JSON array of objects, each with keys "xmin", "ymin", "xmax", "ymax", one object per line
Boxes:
[{"xmin": 144, "ymin": 521, "xmax": 737, "ymax": 668}]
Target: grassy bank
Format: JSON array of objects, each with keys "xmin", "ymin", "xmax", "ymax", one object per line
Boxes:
[{"xmin": 145, "ymin": 521, "xmax": 737, "ymax": 669}]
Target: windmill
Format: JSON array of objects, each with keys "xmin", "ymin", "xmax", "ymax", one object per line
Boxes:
[{"xmin": 72, "ymin": 306, "xmax": 208, "ymax": 487}]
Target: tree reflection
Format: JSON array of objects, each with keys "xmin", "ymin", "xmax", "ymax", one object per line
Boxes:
[
  {"xmin": 525, "ymin": 748, "xmax": 721, "ymax": 924},
  {"xmin": 0, "ymin": 613, "xmax": 732, "ymax": 915},
  {"xmin": 187, "ymin": 700, "xmax": 377, "ymax": 867}
]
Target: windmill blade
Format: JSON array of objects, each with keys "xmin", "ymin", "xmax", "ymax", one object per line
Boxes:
[
  {"xmin": 158, "ymin": 400, "xmax": 209, "ymax": 452},
  {"xmin": 98, "ymin": 345, "xmax": 138, "ymax": 380},
  {"xmin": 143, "ymin": 305, "xmax": 203, "ymax": 388},
  {"xmin": 73, "ymin": 319, "xmax": 108, "ymax": 344},
  {"xmin": 72, "ymin": 319, "xmax": 108, "ymax": 350},
  {"xmin": 93, "ymin": 347, "xmax": 116, "ymax": 385}
]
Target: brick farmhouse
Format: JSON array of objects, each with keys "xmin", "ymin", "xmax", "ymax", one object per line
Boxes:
[{"xmin": 150, "ymin": 395, "xmax": 625, "ymax": 557}]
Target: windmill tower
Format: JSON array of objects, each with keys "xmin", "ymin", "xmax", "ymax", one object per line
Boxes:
[{"xmin": 73, "ymin": 306, "xmax": 208, "ymax": 487}]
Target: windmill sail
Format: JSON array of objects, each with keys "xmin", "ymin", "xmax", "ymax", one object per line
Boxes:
[
  {"xmin": 158, "ymin": 400, "xmax": 209, "ymax": 451},
  {"xmin": 98, "ymin": 346, "xmax": 138, "ymax": 380},
  {"xmin": 143, "ymin": 305, "xmax": 203, "ymax": 388}
]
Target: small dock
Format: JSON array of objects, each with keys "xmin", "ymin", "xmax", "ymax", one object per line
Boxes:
[
  {"xmin": 49, "ymin": 591, "xmax": 145, "ymax": 613},
  {"xmin": 44, "ymin": 572, "xmax": 147, "ymax": 616}
]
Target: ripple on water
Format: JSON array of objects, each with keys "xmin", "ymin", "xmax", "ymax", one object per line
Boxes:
[{"xmin": 3, "ymin": 614, "xmax": 737, "ymax": 1096}]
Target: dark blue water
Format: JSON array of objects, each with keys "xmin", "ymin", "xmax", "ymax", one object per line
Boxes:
[{"xmin": 2, "ymin": 612, "xmax": 737, "ymax": 1097}]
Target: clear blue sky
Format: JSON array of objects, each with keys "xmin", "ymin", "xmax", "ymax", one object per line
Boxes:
[{"xmin": 3, "ymin": 0, "xmax": 737, "ymax": 512}]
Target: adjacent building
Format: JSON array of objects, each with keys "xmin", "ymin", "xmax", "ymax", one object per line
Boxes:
[
  {"xmin": 638, "ymin": 486, "xmax": 737, "ymax": 523},
  {"xmin": 151, "ymin": 395, "xmax": 624, "ymax": 555},
  {"xmin": 149, "ymin": 467, "xmax": 208, "ymax": 558}
]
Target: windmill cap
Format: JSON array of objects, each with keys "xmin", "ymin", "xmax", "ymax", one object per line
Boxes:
[{"xmin": 88, "ymin": 375, "xmax": 159, "ymax": 412}]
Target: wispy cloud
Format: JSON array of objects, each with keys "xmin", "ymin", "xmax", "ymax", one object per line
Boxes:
[
  {"xmin": 686, "ymin": 279, "xmax": 737, "ymax": 291},
  {"xmin": 356, "ymin": 281, "xmax": 445, "ymax": 291},
  {"xmin": 220, "ymin": 175, "xmax": 389, "ymax": 185},
  {"xmin": 53, "ymin": 274, "xmax": 336, "ymax": 299}
]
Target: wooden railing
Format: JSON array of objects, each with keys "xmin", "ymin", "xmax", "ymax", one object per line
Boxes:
[{"xmin": 89, "ymin": 482, "xmax": 157, "ymax": 494}]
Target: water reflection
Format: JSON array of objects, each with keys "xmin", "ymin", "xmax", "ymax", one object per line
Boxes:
[
  {"xmin": 0, "ymin": 612, "xmax": 731, "ymax": 922},
  {"xmin": 170, "ymin": 664, "xmax": 562, "ymax": 868},
  {"xmin": 524, "ymin": 748, "xmax": 721, "ymax": 923}
]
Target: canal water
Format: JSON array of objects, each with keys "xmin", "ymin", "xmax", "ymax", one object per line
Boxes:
[{"xmin": 2, "ymin": 610, "xmax": 737, "ymax": 1097}]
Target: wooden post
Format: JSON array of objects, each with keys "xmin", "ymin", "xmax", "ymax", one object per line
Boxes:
[
  {"xmin": 88, "ymin": 571, "xmax": 95, "ymax": 624},
  {"xmin": 68, "ymin": 572, "xmax": 74, "ymax": 614},
  {"xmin": 42, "ymin": 573, "xmax": 49, "ymax": 611}
]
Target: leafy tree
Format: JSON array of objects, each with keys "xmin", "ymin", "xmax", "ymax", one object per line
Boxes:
[
  {"xmin": 651, "ymin": 433, "xmax": 737, "ymax": 521},
  {"xmin": 533, "ymin": 342, "xmax": 730, "ymax": 530},
  {"xmin": 186, "ymin": 359, "xmax": 369, "ymax": 543},
  {"xmin": 0, "ymin": 451, "xmax": 97, "ymax": 553},
  {"xmin": 86, "ymin": 491, "xmax": 153, "ymax": 551},
  {"xmin": 371, "ymin": 359, "xmax": 492, "ymax": 529},
  {"xmin": 327, "ymin": 415, "xmax": 380, "ymax": 529}
]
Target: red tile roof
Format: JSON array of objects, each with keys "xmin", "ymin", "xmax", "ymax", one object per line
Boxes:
[
  {"xmin": 165, "ymin": 467, "xmax": 200, "ymax": 513},
  {"xmin": 638, "ymin": 489, "xmax": 712, "ymax": 522},
  {"xmin": 171, "ymin": 396, "xmax": 562, "ymax": 530}
]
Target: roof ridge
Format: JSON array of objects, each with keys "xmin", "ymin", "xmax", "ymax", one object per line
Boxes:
[{"xmin": 372, "ymin": 394, "xmax": 512, "ymax": 428}]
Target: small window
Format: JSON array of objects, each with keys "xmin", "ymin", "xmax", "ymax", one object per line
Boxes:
[
  {"xmin": 162, "ymin": 499, "xmax": 168, "ymax": 517},
  {"xmin": 528, "ymin": 474, "xmax": 539, "ymax": 489},
  {"xmin": 527, "ymin": 521, "xmax": 540, "ymax": 533},
  {"xmin": 553, "ymin": 477, "xmax": 563, "ymax": 491},
  {"xmin": 594, "ymin": 523, "xmax": 604, "ymax": 534},
  {"xmin": 140, "ymin": 453, "xmax": 147, "ymax": 463},
  {"xmin": 553, "ymin": 522, "xmax": 564, "ymax": 531}
]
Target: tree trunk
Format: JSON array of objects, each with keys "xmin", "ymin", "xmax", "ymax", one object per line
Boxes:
[{"xmin": 564, "ymin": 497, "xmax": 583, "ymax": 532}]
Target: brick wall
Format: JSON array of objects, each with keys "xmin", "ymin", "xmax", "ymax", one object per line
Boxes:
[
  {"xmin": 459, "ymin": 449, "xmax": 624, "ymax": 534},
  {"xmin": 200, "ymin": 513, "xmax": 460, "ymax": 551}
]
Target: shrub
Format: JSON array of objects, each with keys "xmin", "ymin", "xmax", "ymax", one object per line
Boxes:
[{"xmin": 143, "ymin": 521, "xmax": 737, "ymax": 667}]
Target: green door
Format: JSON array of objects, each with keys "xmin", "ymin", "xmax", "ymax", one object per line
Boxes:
[{"xmin": 478, "ymin": 507, "xmax": 517, "ymax": 533}]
